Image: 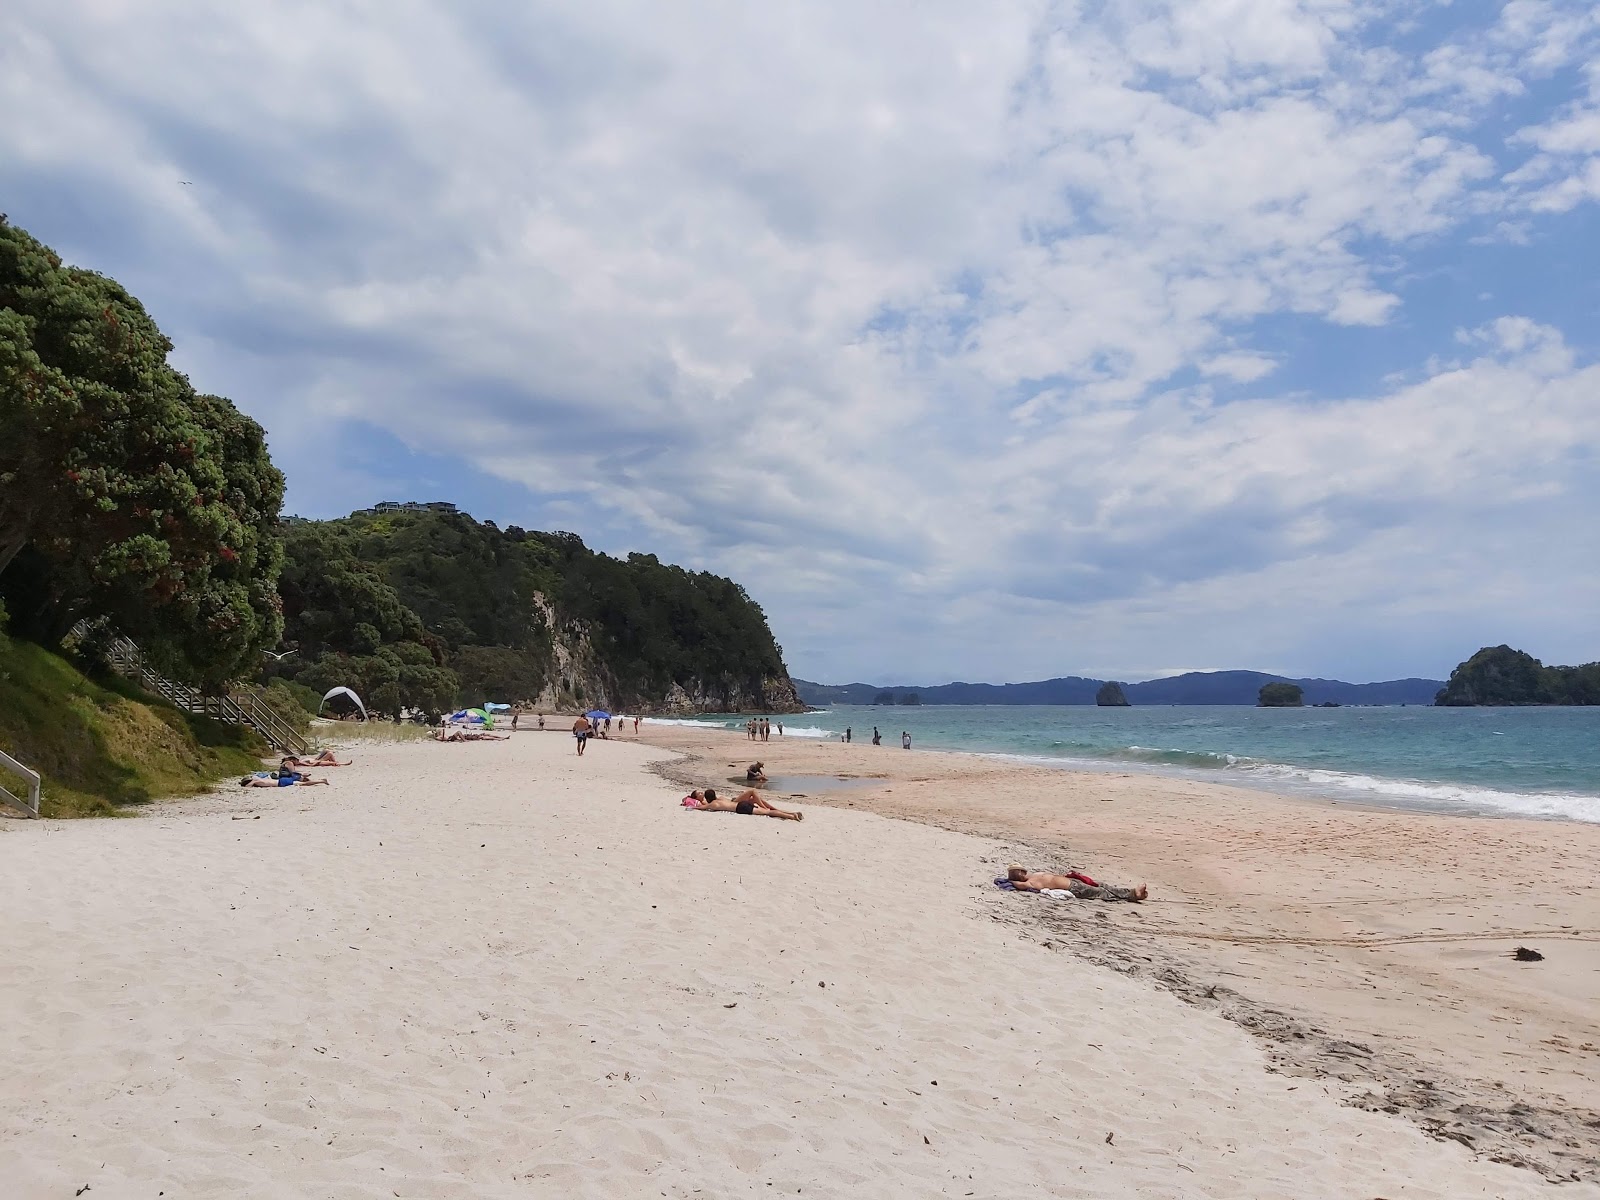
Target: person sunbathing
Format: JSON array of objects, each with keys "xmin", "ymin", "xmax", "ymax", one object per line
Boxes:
[
  {"xmin": 686, "ymin": 787, "xmax": 802, "ymax": 821},
  {"xmin": 1006, "ymin": 863, "xmax": 1146, "ymax": 902},
  {"xmin": 283, "ymin": 750, "xmax": 350, "ymax": 767},
  {"xmin": 239, "ymin": 773, "xmax": 328, "ymax": 788},
  {"xmin": 435, "ymin": 728, "xmax": 509, "ymax": 742}
]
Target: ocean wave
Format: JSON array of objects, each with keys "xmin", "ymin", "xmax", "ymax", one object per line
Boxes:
[
  {"xmin": 638, "ymin": 718, "xmax": 835, "ymax": 739},
  {"xmin": 1012, "ymin": 744, "xmax": 1600, "ymax": 823},
  {"xmin": 1233, "ymin": 761, "xmax": 1600, "ymax": 823}
]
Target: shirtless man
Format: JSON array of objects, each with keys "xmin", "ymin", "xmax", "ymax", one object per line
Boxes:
[
  {"xmin": 282, "ymin": 751, "xmax": 350, "ymax": 768},
  {"xmin": 1006, "ymin": 863, "xmax": 1146, "ymax": 902},
  {"xmin": 688, "ymin": 787, "xmax": 802, "ymax": 821},
  {"xmin": 573, "ymin": 713, "xmax": 592, "ymax": 755},
  {"xmin": 239, "ymin": 773, "xmax": 328, "ymax": 788}
]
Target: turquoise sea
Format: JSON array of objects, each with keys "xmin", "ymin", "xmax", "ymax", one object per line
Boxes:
[{"xmin": 649, "ymin": 704, "xmax": 1600, "ymax": 824}]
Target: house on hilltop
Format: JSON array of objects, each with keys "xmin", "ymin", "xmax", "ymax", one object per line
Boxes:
[{"xmin": 363, "ymin": 501, "xmax": 459, "ymax": 516}]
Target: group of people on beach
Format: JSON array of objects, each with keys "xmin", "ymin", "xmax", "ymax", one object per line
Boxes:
[
  {"xmin": 238, "ymin": 749, "xmax": 350, "ymax": 788},
  {"xmin": 746, "ymin": 717, "xmax": 780, "ymax": 741},
  {"xmin": 674, "ymin": 749, "xmax": 1147, "ymax": 900},
  {"xmin": 569, "ymin": 713, "xmax": 643, "ymax": 754}
]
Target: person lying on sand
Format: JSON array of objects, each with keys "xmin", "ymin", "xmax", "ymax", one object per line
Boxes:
[
  {"xmin": 435, "ymin": 728, "xmax": 510, "ymax": 742},
  {"xmin": 239, "ymin": 773, "xmax": 328, "ymax": 788},
  {"xmin": 1006, "ymin": 863, "xmax": 1146, "ymax": 902},
  {"xmin": 282, "ymin": 751, "xmax": 350, "ymax": 768},
  {"xmin": 745, "ymin": 761, "xmax": 767, "ymax": 783},
  {"xmin": 685, "ymin": 787, "xmax": 802, "ymax": 821}
]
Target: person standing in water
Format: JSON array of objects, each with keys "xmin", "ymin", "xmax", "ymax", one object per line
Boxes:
[
  {"xmin": 872, "ymin": 727, "xmax": 881, "ymax": 745},
  {"xmin": 845, "ymin": 726, "xmax": 852, "ymax": 744},
  {"xmin": 902, "ymin": 731, "xmax": 911, "ymax": 749}
]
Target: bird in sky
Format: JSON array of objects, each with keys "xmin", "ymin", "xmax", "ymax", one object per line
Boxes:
[{"xmin": 262, "ymin": 649, "xmax": 297, "ymax": 661}]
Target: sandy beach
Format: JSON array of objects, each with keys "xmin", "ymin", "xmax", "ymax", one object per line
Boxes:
[{"xmin": 3, "ymin": 726, "xmax": 1597, "ymax": 1198}]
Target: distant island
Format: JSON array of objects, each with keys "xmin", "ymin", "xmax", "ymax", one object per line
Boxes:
[
  {"xmin": 1435, "ymin": 646, "xmax": 1600, "ymax": 706},
  {"xmin": 1258, "ymin": 682, "xmax": 1303, "ymax": 707},
  {"xmin": 795, "ymin": 671, "xmax": 1443, "ymax": 708},
  {"xmin": 1096, "ymin": 681, "xmax": 1130, "ymax": 707}
]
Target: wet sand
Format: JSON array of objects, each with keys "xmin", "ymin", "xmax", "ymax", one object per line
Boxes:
[{"xmin": 644, "ymin": 720, "xmax": 1600, "ymax": 1181}]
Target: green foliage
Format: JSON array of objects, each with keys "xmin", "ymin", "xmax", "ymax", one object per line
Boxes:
[
  {"xmin": 1435, "ymin": 646, "xmax": 1600, "ymax": 706},
  {"xmin": 0, "ymin": 218, "xmax": 285, "ymax": 687},
  {"xmin": 271, "ymin": 510, "xmax": 793, "ymax": 710},
  {"xmin": 451, "ymin": 644, "xmax": 549, "ymax": 706},
  {"xmin": 1258, "ymin": 682, "xmax": 1304, "ymax": 707},
  {"xmin": 0, "ymin": 630, "xmax": 263, "ymax": 817}
]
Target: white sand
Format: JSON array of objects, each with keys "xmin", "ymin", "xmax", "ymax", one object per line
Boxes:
[{"xmin": 2, "ymin": 733, "xmax": 1593, "ymax": 1199}]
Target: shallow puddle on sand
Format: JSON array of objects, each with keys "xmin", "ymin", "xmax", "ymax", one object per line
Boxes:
[{"xmin": 725, "ymin": 773, "xmax": 874, "ymax": 796}]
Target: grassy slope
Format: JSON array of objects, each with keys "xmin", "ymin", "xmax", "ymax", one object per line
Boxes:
[{"xmin": 0, "ymin": 633, "xmax": 266, "ymax": 817}]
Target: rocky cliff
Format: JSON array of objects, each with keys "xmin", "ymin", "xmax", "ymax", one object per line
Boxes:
[{"xmin": 1095, "ymin": 681, "xmax": 1131, "ymax": 706}]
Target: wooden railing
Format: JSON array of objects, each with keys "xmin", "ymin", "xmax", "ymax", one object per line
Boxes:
[
  {"xmin": 0, "ymin": 747, "xmax": 41, "ymax": 818},
  {"xmin": 99, "ymin": 635, "xmax": 309, "ymax": 756}
]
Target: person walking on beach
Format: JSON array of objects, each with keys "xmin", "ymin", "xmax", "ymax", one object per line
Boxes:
[
  {"xmin": 511, "ymin": 712, "xmax": 519, "ymax": 732},
  {"xmin": 777, "ymin": 722, "xmax": 783, "ymax": 736},
  {"xmin": 1007, "ymin": 864, "xmax": 1146, "ymax": 902},
  {"xmin": 845, "ymin": 726, "xmax": 852, "ymax": 744},
  {"xmin": 538, "ymin": 714, "xmax": 546, "ymax": 730},
  {"xmin": 901, "ymin": 731, "xmax": 911, "ymax": 749},
  {"xmin": 634, "ymin": 716, "xmax": 640, "ymax": 733},
  {"xmin": 872, "ymin": 727, "xmax": 881, "ymax": 745},
  {"xmin": 573, "ymin": 713, "xmax": 592, "ymax": 755}
]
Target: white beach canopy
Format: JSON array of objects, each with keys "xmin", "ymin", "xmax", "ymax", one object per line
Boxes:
[{"xmin": 319, "ymin": 686, "xmax": 368, "ymax": 719}]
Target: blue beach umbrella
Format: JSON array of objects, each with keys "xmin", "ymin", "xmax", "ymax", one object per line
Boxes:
[{"xmin": 585, "ymin": 710, "xmax": 610, "ymax": 722}]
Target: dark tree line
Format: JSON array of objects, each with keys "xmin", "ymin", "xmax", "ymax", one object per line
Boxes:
[{"xmin": 0, "ymin": 218, "xmax": 284, "ymax": 688}]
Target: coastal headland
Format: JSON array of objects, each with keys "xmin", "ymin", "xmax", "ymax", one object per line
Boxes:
[{"xmin": 2, "ymin": 725, "xmax": 1596, "ymax": 1197}]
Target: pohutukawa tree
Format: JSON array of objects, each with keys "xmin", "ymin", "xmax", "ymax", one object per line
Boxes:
[{"xmin": 0, "ymin": 216, "xmax": 285, "ymax": 688}]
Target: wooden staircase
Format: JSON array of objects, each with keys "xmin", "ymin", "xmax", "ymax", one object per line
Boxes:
[{"xmin": 100, "ymin": 635, "xmax": 309, "ymax": 756}]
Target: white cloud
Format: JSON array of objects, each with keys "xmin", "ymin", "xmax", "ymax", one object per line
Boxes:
[{"xmin": 2, "ymin": 0, "xmax": 1598, "ymax": 681}]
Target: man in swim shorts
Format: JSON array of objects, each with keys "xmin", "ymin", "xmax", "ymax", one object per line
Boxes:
[
  {"xmin": 572, "ymin": 713, "xmax": 592, "ymax": 755},
  {"xmin": 1006, "ymin": 863, "xmax": 1146, "ymax": 902},
  {"xmin": 689, "ymin": 787, "xmax": 802, "ymax": 821}
]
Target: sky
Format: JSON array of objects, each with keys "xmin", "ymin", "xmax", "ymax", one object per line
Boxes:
[{"xmin": 4, "ymin": 1, "xmax": 1599, "ymax": 686}]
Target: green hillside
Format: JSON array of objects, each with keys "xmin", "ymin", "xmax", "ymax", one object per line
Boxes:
[
  {"xmin": 272, "ymin": 510, "xmax": 801, "ymax": 714},
  {"xmin": 0, "ymin": 631, "xmax": 264, "ymax": 818}
]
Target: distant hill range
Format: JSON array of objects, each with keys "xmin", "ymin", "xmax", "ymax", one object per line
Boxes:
[{"xmin": 794, "ymin": 671, "xmax": 1445, "ymax": 707}]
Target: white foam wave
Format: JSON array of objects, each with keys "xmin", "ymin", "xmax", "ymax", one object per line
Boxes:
[
  {"xmin": 984, "ymin": 750, "xmax": 1600, "ymax": 823},
  {"xmin": 638, "ymin": 718, "xmax": 836, "ymax": 739},
  {"xmin": 1234, "ymin": 761, "xmax": 1600, "ymax": 823}
]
